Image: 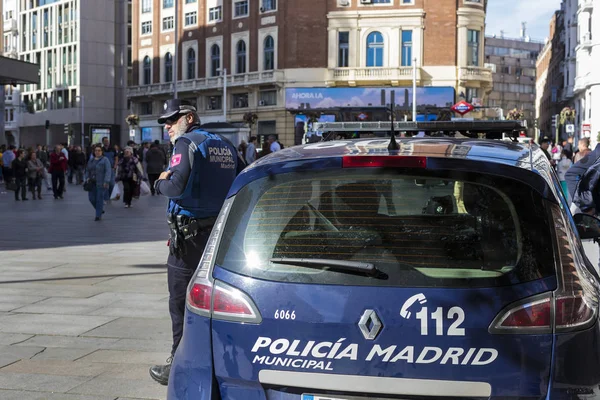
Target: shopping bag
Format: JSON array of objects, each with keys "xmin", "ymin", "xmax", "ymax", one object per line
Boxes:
[
  {"xmin": 111, "ymin": 182, "xmax": 122, "ymax": 200},
  {"xmin": 140, "ymin": 181, "xmax": 151, "ymax": 196}
]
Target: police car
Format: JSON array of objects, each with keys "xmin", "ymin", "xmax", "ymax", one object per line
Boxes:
[{"xmin": 168, "ymin": 136, "xmax": 600, "ymax": 400}]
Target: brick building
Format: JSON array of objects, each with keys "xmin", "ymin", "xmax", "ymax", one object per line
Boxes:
[
  {"xmin": 129, "ymin": 0, "xmax": 492, "ymax": 146},
  {"xmin": 536, "ymin": 11, "xmax": 565, "ymax": 141}
]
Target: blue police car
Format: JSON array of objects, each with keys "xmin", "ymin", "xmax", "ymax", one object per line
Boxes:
[{"xmin": 168, "ymin": 137, "xmax": 600, "ymax": 400}]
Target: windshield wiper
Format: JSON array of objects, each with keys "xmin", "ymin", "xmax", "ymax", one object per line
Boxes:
[{"xmin": 269, "ymin": 258, "xmax": 379, "ymax": 276}]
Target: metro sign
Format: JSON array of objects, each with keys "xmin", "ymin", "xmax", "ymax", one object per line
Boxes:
[{"xmin": 451, "ymin": 101, "xmax": 474, "ymax": 116}]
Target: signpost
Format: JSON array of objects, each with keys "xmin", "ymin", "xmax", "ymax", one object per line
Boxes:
[
  {"xmin": 566, "ymin": 124, "xmax": 575, "ymax": 134},
  {"xmin": 583, "ymin": 124, "xmax": 591, "ymax": 138},
  {"xmin": 451, "ymin": 101, "xmax": 474, "ymax": 116}
]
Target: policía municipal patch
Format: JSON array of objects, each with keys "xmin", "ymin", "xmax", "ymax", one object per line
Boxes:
[{"xmin": 171, "ymin": 154, "xmax": 182, "ymax": 167}]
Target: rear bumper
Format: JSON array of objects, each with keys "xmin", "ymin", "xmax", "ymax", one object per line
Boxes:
[{"xmin": 168, "ymin": 310, "xmax": 216, "ymax": 400}]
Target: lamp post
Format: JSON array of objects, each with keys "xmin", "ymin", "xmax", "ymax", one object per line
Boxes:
[
  {"xmin": 412, "ymin": 57, "xmax": 417, "ymax": 121},
  {"xmin": 76, "ymin": 95, "xmax": 84, "ymax": 148}
]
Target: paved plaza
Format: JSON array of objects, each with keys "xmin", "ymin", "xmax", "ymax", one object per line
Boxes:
[{"xmin": 0, "ymin": 183, "xmax": 172, "ymax": 399}]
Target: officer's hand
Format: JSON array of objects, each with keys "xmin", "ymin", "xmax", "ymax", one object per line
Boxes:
[{"xmin": 159, "ymin": 170, "xmax": 172, "ymax": 180}]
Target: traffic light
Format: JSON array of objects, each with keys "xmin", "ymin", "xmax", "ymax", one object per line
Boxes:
[
  {"xmin": 551, "ymin": 114, "xmax": 558, "ymax": 128},
  {"xmin": 45, "ymin": 120, "xmax": 50, "ymax": 129}
]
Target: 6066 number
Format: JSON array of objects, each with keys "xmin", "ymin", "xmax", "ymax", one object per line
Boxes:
[{"xmin": 274, "ymin": 310, "xmax": 296, "ymax": 320}]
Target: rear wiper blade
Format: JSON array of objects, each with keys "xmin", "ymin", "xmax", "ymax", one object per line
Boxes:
[{"xmin": 269, "ymin": 258, "xmax": 378, "ymax": 276}]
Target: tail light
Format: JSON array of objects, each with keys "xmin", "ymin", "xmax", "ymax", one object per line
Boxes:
[
  {"xmin": 186, "ymin": 198, "xmax": 262, "ymax": 323},
  {"xmin": 343, "ymin": 156, "xmax": 427, "ymax": 169},
  {"xmin": 490, "ymin": 204, "xmax": 598, "ymax": 334}
]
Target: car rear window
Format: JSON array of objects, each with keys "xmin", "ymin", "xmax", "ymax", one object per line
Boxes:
[{"xmin": 215, "ymin": 169, "xmax": 556, "ymax": 288}]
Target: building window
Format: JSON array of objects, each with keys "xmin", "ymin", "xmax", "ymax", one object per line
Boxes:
[
  {"xmin": 262, "ymin": 0, "xmax": 276, "ymax": 11},
  {"xmin": 259, "ymin": 90, "xmax": 277, "ymax": 106},
  {"xmin": 187, "ymin": 48, "xmax": 196, "ymax": 79},
  {"xmin": 372, "ymin": 0, "xmax": 391, "ymax": 3},
  {"xmin": 236, "ymin": 40, "xmax": 247, "ymax": 74},
  {"xmin": 142, "ymin": 0, "xmax": 151, "ymax": 13},
  {"xmin": 338, "ymin": 31, "xmax": 349, "ymax": 67},
  {"xmin": 163, "ymin": 0, "xmax": 173, "ymax": 8},
  {"xmin": 465, "ymin": 88, "xmax": 479, "ymax": 103},
  {"xmin": 264, "ymin": 35, "xmax": 275, "ymax": 70},
  {"xmin": 366, "ymin": 31, "xmax": 384, "ymax": 67},
  {"xmin": 233, "ymin": 93, "xmax": 249, "ymax": 108},
  {"xmin": 467, "ymin": 29, "xmax": 480, "ymax": 67},
  {"xmin": 141, "ymin": 21, "xmax": 152, "ymax": 35},
  {"xmin": 165, "ymin": 52, "xmax": 173, "ymax": 82},
  {"xmin": 235, "ymin": 0, "xmax": 249, "ymax": 17},
  {"xmin": 211, "ymin": 44, "xmax": 220, "ymax": 77},
  {"xmin": 401, "ymin": 30, "xmax": 412, "ymax": 66},
  {"xmin": 163, "ymin": 16, "xmax": 174, "ymax": 31},
  {"xmin": 209, "ymin": 6, "xmax": 222, "ymax": 22},
  {"xmin": 207, "ymin": 95, "xmax": 222, "ymax": 110},
  {"xmin": 186, "ymin": 0, "xmax": 197, "ymax": 2},
  {"xmin": 185, "ymin": 11, "xmax": 197, "ymax": 26},
  {"xmin": 140, "ymin": 101, "xmax": 153, "ymax": 115}
]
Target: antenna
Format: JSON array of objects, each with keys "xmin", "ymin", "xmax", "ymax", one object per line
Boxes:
[{"xmin": 520, "ymin": 22, "xmax": 527, "ymax": 39}]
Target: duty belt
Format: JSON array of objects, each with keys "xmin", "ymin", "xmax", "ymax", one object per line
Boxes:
[{"xmin": 167, "ymin": 214, "xmax": 216, "ymax": 241}]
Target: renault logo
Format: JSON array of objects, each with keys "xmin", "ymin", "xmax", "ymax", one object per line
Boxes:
[{"xmin": 358, "ymin": 309, "xmax": 382, "ymax": 340}]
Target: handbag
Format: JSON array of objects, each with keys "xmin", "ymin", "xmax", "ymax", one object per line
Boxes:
[
  {"xmin": 132, "ymin": 182, "xmax": 141, "ymax": 198},
  {"xmin": 83, "ymin": 179, "xmax": 96, "ymax": 192}
]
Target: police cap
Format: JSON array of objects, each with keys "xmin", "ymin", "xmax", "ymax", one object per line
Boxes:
[{"xmin": 158, "ymin": 99, "xmax": 197, "ymax": 124}]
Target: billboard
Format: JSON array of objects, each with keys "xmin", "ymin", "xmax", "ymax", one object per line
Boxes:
[{"xmin": 285, "ymin": 87, "xmax": 456, "ymax": 110}]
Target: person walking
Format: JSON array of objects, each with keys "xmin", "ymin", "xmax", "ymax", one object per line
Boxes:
[
  {"xmin": 246, "ymin": 136, "xmax": 257, "ymax": 164},
  {"xmin": 149, "ymin": 99, "xmax": 245, "ymax": 386},
  {"xmin": 145, "ymin": 142, "xmax": 166, "ymax": 195},
  {"xmin": 115, "ymin": 146, "xmax": 143, "ymax": 208},
  {"xmin": 71, "ymin": 146, "xmax": 87, "ymax": 185},
  {"xmin": 49, "ymin": 145, "xmax": 67, "ymax": 199},
  {"xmin": 85, "ymin": 145, "xmax": 112, "ymax": 221},
  {"xmin": 37, "ymin": 145, "xmax": 52, "ymax": 191},
  {"xmin": 27, "ymin": 151, "xmax": 44, "ymax": 200},
  {"xmin": 12, "ymin": 150, "xmax": 28, "ymax": 201},
  {"xmin": 574, "ymin": 138, "xmax": 591, "ymax": 163},
  {"xmin": 100, "ymin": 137, "xmax": 118, "ymax": 202}
]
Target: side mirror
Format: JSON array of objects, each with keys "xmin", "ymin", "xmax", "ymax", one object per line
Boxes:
[{"xmin": 573, "ymin": 213, "xmax": 600, "ymax": 240}]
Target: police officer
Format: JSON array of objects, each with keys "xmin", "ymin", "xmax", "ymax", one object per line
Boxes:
[{"xmin": 149, "ymin": 99, "xmax": 245, "ymax": 385}]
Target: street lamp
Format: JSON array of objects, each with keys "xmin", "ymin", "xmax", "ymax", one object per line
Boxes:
[
  {"xmin": 217, "ymin": 68, "xmax": 227, "ymax": 121},
  {"xmin": 75, "ymin": 95, "xmax": 84, "ymax": 148}
]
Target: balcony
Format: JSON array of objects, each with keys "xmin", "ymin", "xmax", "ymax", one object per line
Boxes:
[
  {"xmin": 579, "ymin": 0, "xmax": 593, "ymax": 13},
  {"xmin": 3, "ymin": 18, "xmax": 17, "ymax": 33},
  {"xmin": 577, "ymin": 33, "xmax": 593, "ymax": 51},
  {"xmin": 574, "ymin": 75, "xmax": 590, "ymax": 93},
  {"xmin": 127, "ymin": 70, "xmax": 285, "ymax": 98},
  {"xmin": 459, "ymin": 66, "xmax": 493, "ymax": 86},
  {"xmin": 327, "ymin": 67, "xmax": 421, "ymax": 86}
]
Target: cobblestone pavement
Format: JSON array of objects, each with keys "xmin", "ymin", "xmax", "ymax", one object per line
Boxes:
[{"xmin": 0, "ymin": 182, "xmax": 172, "ymax": 399}]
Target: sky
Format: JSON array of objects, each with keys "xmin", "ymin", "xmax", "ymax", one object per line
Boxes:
[{"xmin": 485, "ymin": 0, "xmax": 563, "ymax": 41}]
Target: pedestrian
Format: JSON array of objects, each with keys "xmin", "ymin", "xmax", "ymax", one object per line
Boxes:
[
  {"xmin": 12, "ymin": 150, "xmax": 28, "ymax": 201},
  {"xmin": 145, "ymin": 142, "xmax": 167, "ymax": 195},
  {"xmin": 268, "ymin": 134, "xmax": 281, "ymax": 152},
  {"xmin": 71, "ymin": 146, "xmax": 87, "ymax": 184},
  {"xmin": 2, "ymin": 145, "xmax": 16, "ymax": 187},
  {"xmin": 85, "ymin": 145, "xmax": 112, "ymax": 221},
  {"xmin": 557, "ymin": 150, "xmax": 573, "ymax": 200},
  {"xmin": 26, "ymin": 151, "xmax": 44, "ymax": 200},
  {"xmin": 574, "ymin": 138, "xmax": 591, "ymax": 163},
  {"xmin": 563, "ymin": 137, "xmax": 574, "ymax": 160},
  {"xmin": 38, "ymin": 145, "xmax": 52, "ymax": 191},
  {"xmin": 246, "ymin": 136, "xmax": 257, "ymax": 164},
  {"xmin": 99, "ymin": 137, "xmax": 118, "ymax": 202},
  {"xmin": 238, "ymin": 140, "xmax": 248, "ymax": 164},
  {"xmin": 115, "ymin": 146, "xmax": 143, "ymax": 208},
  {"xmin": 49, "ymin": 145, "xmax": 67, "ymax": 199},
  {"xmin": 149, "ymin": 99, "xmax": 245, "ymax": 386}
]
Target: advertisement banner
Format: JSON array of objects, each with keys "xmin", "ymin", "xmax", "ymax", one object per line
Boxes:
[{"xmin": 285, "ymin": 87, "xmax": 455, "ymax": 110}]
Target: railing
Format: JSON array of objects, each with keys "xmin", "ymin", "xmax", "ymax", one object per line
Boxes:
[
  {"xmin": 330, "ymin": 67, "xmax": 420, "ymax": 82},
  {"xmin": 459, "ymin": 66, "xmax": 493, "ymax": 81},
  {"xmin": 127, "ymin": 70, "xmax": 283, "ymax": 97}
]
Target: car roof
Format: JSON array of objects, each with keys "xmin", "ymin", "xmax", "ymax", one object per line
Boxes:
[{"xmin": 252, "ymin": 137, "xmax": 548, "ymax": 172}]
